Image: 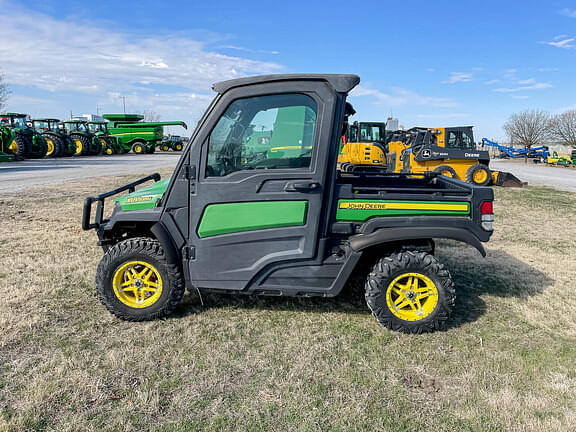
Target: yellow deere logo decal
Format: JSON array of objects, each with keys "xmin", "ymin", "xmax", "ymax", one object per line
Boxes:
[
  {"xmin": 125, "ymin": 196, "xmax": 154, "ymax": 203},
  {"xmin": 338, "ymin": 201, "xmax": 469, "ymax": 211}
]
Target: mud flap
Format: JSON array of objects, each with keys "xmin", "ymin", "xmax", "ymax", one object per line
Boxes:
[{"xmin": 491, "ymin": 171, "xmax": 527, "ymax": 187}]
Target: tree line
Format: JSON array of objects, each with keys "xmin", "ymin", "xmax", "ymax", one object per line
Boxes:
[{"xmin": 504, "ymin": 109, "xmax": 576, "ymax": 149}]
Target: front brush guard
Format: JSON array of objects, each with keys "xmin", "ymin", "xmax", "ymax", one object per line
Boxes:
[{"xmin": 82, "ymin": 173, "xmax": 161, "ymax": 230}]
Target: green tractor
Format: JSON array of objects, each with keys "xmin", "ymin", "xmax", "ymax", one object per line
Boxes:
[
  {"xmin": 103, "ymin": 114, "xmax": 187, "ymax": 154},
  {"xmin": 0, "ymin": 113, "xmax": 47, "ymax": 159},
  {"xmin": 0, "ymin": 124, "xmax": 15, "ymax": 162},
  {"xmin": 31, "ymin": 118, "xmax": 76, "ymax": 158},
  {"xmin": 159, "ymin": 135, "xmax": 185, "ymax": 152},
  {"xmin": 87, "ymin": 121, "xmax": 124, "ymax": 155},
  {"xmin": 62, "ymin": 120, "xmax": 102, "ymax": 156}
]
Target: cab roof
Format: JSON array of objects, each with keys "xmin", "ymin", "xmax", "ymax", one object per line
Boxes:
[
  {"xmin": 0, "ymin": 112, "xmax": 27, "ymax": 117},
  {"xmin": 212, "ymin": 73, "xmax": 360, "ymax": 94},
  {"xmin": 63, "ymin": 119, "xmax": 87, "ymax": 123},
  {"xmin": 32, "ymin": 118, "xmax": 61, "ymax": 122}
]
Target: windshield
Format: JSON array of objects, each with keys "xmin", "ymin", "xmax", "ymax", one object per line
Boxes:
[
  {"xmin": 12, "ymin": 116, "xmax": 28, "ymax": 129},
  {"xmin": 347, "ymin": 123, "xmax": 386, "ymax": 142},
  {"xmin": 88, "ymin": 123, "xmax": 106, "ymax": 133},
  {"xmin": 65, "ymin": 122, "xmax": 87, "ymax": 133},
  {"xmin": 33, "ymin": 120, "xmax": 50, "ymax": 132}
]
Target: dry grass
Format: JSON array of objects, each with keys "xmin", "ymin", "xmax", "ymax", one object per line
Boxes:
[{"xmin": 0, "ymin": 173, "xmax": 575, "ymax": 432}]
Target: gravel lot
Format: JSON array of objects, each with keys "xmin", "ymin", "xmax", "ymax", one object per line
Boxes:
[
  {"xmin": 0, "ymin": 153, "xmax": 182, "ymax": 194},
  {"xmin": 490, "ymin": 159, "xmax": 576, "ymax": 192}
]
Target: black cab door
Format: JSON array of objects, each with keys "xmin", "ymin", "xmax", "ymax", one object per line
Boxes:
[{"xmin": 186, "ymin": 80, "xmax": 342, "ymax": 291}]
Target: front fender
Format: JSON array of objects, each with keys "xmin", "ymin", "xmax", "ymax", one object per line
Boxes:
[{"xmin": 348, "ymin": 227, "xmax": 486, "ymax": 257}]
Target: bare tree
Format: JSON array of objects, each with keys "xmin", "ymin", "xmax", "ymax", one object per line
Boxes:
[
  {"xmin": 548, "ymin": 110, "xmax": 576, "ymax": 148},
  {"xmin": 0, "ymin": 72, "xmax": 9, "ymax": 112},
  {"xmin": 503, "ymin": 109, "xmax": 551, "ymax": 149},
  {"xmin": 139, "ymin": 110, "xmax": 161, "ymax": 122}
]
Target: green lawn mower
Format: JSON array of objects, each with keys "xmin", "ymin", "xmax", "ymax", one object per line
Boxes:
[
  {"xmin": 31, "ymin": 118, "xmax": 76, "ymax": 158},
  {"xmin": 0, "ymin": 113, "xmax": 47, "ymax": 159},
  {"xmin": 62, "ymin": 120, "xmax": 102, "ymax": 156},
  {"xmin": 87, "ymin": 121, "xmax": 124, "ymax": 155}
]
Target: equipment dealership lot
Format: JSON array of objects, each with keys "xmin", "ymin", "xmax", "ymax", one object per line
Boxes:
[{"xmin": 0, "ymin": 167, "xmax": 575, "ymax": 431}]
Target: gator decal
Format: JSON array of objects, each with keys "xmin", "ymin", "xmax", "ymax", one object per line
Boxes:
[
  {"xmin": 198, "ymin": 201, "xmax": 308, "ymax": 238},
  {"xmin": 336, "ymin": 200, "xmax": 469, "ymax": 221}
]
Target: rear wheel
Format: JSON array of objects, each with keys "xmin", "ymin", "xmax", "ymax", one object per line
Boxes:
[
  {"xmin": 365, "ymin": 251, "xmax": 455, "ymax": 333},
  {"xmin": 175, "ymin": 142, "xmax": 183, "ymax": 151},
  {"xmin": 43, "ymin": 134, "xmax": 63, "ymax": 158},
  {"xmin": 96, "ymin": 238, "xmax": 185, "ymax": 321},
  {"xmin": 466, "ymin": 163, "xmax": 491, "ymax": 186},
  {"xmin": 131, "ymin": 141, "xmax": 146, "ymax": 154},
  {"xmin": 7, "ymin": 134, "xmax": 29, "ymax": 158},
  {"xmin": 433, "ymin": 165, "xmax": 457, "ymax": 179},
  {"xmin": 71, "ymin": 134, "xmax": 92, "ymax": 156}
]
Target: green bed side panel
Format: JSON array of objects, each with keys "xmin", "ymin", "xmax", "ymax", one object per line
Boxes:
[
  {"xmin": 198, "ymin": 201, "xmax": 308, "ymax": 238},
  {"xmin": 336, "ymin": 199, "xmax": 470, "ymax": 222}
]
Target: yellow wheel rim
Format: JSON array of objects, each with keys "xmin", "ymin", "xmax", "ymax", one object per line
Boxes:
[
  {"xmin": 162, "ymin": 145, "xmax": 169, "ymax": 151},
  {"xmin": 473, "ymin": 170, "xmax": 488, "ymax": 183},
  {"xmin": 441, "ymin": 170, "xmax": 453, "ymax": 177},
  {"xmin": 175, "ymin": 144, "xmax": 182, "ymax": 151},
  {"xmin": 74, "ymin": 138, "xmax": 83, "ymax": 155},
  {"xmin": 386, "ymin": 273, "xmax": 439, "ymax": 321},
  {"xmin": 135, "ymin": 145, "xmax": 143, "ymax": 153},
  {"xmin": 7, "ymin": 139, "xmax": 18, "ymax": 154},
  {"xmin": 112, "ymin": 261, "xmax": 163, "ymax": 308},
  {"xmin": 105, "ymin": 148, "xmax": 113, "ymax": 155},
  {"xmin": 46, "ymin": 138, "xmax": 54, "ymax": 156}
]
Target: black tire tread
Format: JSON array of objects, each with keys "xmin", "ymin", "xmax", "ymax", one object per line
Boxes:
[
  {"xmin": 433, "ymin": 165, "xmax": 457, "ymax": 178},
  {"xmin": 95, "ymin": 237, "xmax": 185, "ymax": 321},
  {"xmin": 466, "ymin": 163, "xmax": 491, "ymax": 186},
  {"xmin": 365, "ymin": 251, "xmax": 455, "ymax": 334}
]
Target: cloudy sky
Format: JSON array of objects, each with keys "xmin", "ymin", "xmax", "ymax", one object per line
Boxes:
[{"xmin": 1, "ymin": 0, "xmax": 575, "ymax": 139}]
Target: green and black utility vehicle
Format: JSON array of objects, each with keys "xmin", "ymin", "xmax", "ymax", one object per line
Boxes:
[
  {"xmin": 0, "ymin": 124, "xmax": 15, "ymax": 162},
  {"xmin": 0, "ymin": 113, "xmax": 47, "ymax": 159},
  {"xmin": 159, "ymin": 135, "xmax": 185, "ymax": 152},
  {"xmin": 83, "ymin": 74, "xmax": 495, "ymax": 333},
  {"xmin": 102, "ymin": 114, "xmax": 188, "ymax": 154},
  {"xmin": 31, "ymin": 118, "xmax": 76, "ymax": 157},
  {"xmin": 63, "ymin": 120, "xmax": 102, "ymax": 156},
  {"xmin": 87, "ymin": 121, "xmax": 123, "ymax": 155}
]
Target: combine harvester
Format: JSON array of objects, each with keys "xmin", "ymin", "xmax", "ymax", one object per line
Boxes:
[{"xmin": 102, "ymin": 114, "xmax": 187, "ymax": 154}]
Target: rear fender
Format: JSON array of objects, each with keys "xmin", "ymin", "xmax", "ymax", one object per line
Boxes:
[{"xmin": 348, "ymin": 227, "xmax": 486, "ymax": 257}]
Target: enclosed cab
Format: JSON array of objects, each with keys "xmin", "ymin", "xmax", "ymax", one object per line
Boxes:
[
  {"xmin": 83, "ymin": 74, "xmax": 495, "ymax": 333},
  {"xmin": 87, "ymin": 121, "xmax": 123, "ymax": 155},
  {"xmin": 339, "ymin": 121, "xmax": 387, "ymax": 172},
  {"xmin": 62, "ymin": 120, "xmax": 102, "ymax": 156}
]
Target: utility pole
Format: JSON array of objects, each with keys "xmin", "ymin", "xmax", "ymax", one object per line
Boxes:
[{"xmin": 121, "ymin": 96, "xmax": 126, "ymax": 114}]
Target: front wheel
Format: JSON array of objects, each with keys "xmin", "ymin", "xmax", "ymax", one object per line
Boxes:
[
  {"xmin": 365, "ymin": 251, "xmax": 455, "ymax": 333},
  {"xmin": 466, "ymin": 163, "xmax": 491, "ymax": 186},
  {"xmin": 96, "ymin": 238, "xmax": 185, "ymax": 321}
]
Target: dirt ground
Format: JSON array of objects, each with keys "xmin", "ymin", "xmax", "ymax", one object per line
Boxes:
[{"xmin": 0, "ymin": 172, "xmax": 575, "ymax": 431}]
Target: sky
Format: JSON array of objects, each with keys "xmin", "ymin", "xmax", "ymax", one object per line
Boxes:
[{"xmin": 1, "ymin": 0, "xmax": 575, "ymax": 140}]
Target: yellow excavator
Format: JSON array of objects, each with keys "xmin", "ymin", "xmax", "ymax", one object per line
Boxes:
[
  {"xmin": 387, "ymin": 126, "xmax": 524, "ymax": 186},
  {"xmin": 338, "ymin": 121, "xmax": 387, "ymax": 173}
]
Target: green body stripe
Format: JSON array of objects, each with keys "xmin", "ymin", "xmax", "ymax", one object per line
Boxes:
[
  {"xmin": 336, "ymin": 199, "xmax": 470, "ymax": 222},
  {"xmin": 198, "ymin": 201, "xmax": 308, "ymax": 238}
]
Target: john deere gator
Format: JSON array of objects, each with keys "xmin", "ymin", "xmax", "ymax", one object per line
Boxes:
[
  {"xmin": 102, "ymin": 114, "xmax": 187, "ymax": 154},
  {"xmin": 87, "ymin": 121, "xmax": 123, "ymax": 155},
  {"xmin": 0, "ymin": 113, "xmax": 47, "ymax": 159},
  {"xmin": 31, "ymin": 118, "xmax": 76, "ymax": 158},
  {"xmin": 62, "ymin": 119, "xmax": 102, "ymax": 156}
]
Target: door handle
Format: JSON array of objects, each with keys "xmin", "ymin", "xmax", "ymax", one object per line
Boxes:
[{"xmin": 284, "ymin": 181, "xmax": 321, "ymax": 192}]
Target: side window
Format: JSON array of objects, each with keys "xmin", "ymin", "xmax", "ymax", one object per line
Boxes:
[{"xmin": 206, "ymin": 94, "xmax": 317, "ymax": 177}]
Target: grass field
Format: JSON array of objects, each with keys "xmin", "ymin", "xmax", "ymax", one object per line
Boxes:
[{"xmin": 1, "ymin": 173, "xmax": 575, "ymax": 432}]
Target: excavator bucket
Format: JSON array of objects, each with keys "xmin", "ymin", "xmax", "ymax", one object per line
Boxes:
[{"xmin": 491, "ymin": 171, "xmax": 527, "ymax": 187}]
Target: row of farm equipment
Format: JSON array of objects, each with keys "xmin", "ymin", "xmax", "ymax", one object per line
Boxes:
[
  {"xmin": 481, "ymin": 137, "xmax": 576, "ymax": 167},
  {"xmin": 338, "ymin": 122, "xmax": 527, "ymax": 187},
  {"xmin": 0, "ymin": 113, "xmax": 188, "ymax": 162}
]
